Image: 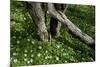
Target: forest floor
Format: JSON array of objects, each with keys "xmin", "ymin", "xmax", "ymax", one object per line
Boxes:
[{"xmin": 10, "ymin": 1, "xmax": 95, "ymax": 66}]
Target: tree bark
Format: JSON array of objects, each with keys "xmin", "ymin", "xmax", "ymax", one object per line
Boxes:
[
  {"xmin": 50, "ymin": 4, "xmax": 67, "ymax": 38},
  {"xmin": 23, "ymin": 2, "xmax": 48, "ymax": 41},
  {"xmin": 23, "ymin": 2, "xmax": 95, "ymax": 45},
  {"xmin": 47, "ymin": 3, "xmax": 94, "ymax": 45}
]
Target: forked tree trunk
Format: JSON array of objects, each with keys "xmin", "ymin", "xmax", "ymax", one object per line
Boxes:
[
  {"xmin": 23, "ymin": 2, "xmax": 94, "ymax": 46},
  {"xmin": 47, "ymin": 3, "xmax": 94, "ymax": 45}
]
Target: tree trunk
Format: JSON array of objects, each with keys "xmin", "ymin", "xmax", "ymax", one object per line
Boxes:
[
  {"xmin": 23, "ymin": 2, "xmax": 48, "ymax": 41},
  {"xmin": 50, "ymin": 4, "xmax": 67, "ymax": 38},
  {"xmin": 23, "ymin": 2, "xmax": 94, "ymax": 45},
  {"xmin": 47, "ymin": 3, "xmax": 94, "ymax": 45}
]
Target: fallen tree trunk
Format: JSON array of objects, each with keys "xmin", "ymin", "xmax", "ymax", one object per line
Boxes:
[{"xmin": 47, "ymin": 3, "xmax": 95, "ymax": 45}]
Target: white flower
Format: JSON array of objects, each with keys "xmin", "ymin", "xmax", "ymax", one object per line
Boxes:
[
  {"xmin": 30, "ymin": 50, "xmax": 33, "ymax": 52},
  {"xmin": 24, "ymin": 49, "xmax": 28, "ymax": 53},
  {"xmin": 13, "ymin": 36, "xmax": 16, "ymax": 39},
  {"xmin": 70, "ymin": 56, "xmax": 75, "ymax": 61},
  {"xmin": 24, "ymin": 17, "xmax": 26, "ymax": 20},
  {"xmin": 45, "ymin": 50, "xmax": 48, "ymax": 53},
  {"xmin": 38, "ymin": 46, "xmax": 42, "ymax": 49},
  {"xmin": 27, "ymin": 61, "xmax": 30, "ymax": 64},
  {"xmin": 56, "ymin": 57, "xmax": 59, "ymax": 60},
  {"xmin": 37, "ymin": 53, "xmax": 41, "ymax": 57},
  {"xmin": 45, "ymin": 55, "xmax": 52, "ymax": 59},
  {"xmin": 24, "ymin": 58, "xmax": 27, "ymax": 61},
  {"xmin": 57, "ymin": 45, "xmax": 60, "ymax": 48},
  {"xmin": 30, "ymin": 59, "xmax": 33, "ymax": 63},
  {"xmin": 45, "ymin": 56, "xmax": 48, "ymax": 59},
  {"xmin": 82, "ymin": 58, "xmax": 85, "ymax": 60},
  {"xmin": 27, "ymin": 39, "xmax": 30, "ymax": 42},
  {"xmin": 24, "ymin": 54, "xmax": 27, "ymax": 57},
  {"xmin": 49, "ymin": 55, "xmax": 52, "ymax": 59},
  {"xmin": 32, "ymin": 41, "xmax": 34, "ymax": 44},
  {"xmin": 13, "ymin": 53, "xmax": 17, "ymax": 56},
  {"xmin": 17, "ymin": 40, "xmax": 20, "ymax": 44},
  {"xmin": 63, "ymin": 53, "xmax": 66, "ymax": 56},
  {"xmin": 31, "ymin": 54, "xmax": 34, "ymax": 57},
  {"xmin": 65, "ymin": 61, "xmax": 68, "ymax": 63},
  {"xmin": 89, "ymin": 57, "xmax": 94, "ymax": 61},
  {"xmin": 13, "ymin": 59, "xmax": 18, "ymax": 63}
]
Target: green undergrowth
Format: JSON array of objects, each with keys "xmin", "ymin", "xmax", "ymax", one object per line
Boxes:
[{"xmin": 10, "ymin": 1, "xmax": 95, "ymax": 66}]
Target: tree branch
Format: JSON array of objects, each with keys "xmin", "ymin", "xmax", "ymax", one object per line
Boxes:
[{"xmin": 48, "ymin": 3, "xmax": 95, "ymax": 45}]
